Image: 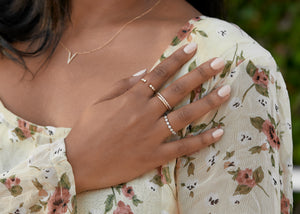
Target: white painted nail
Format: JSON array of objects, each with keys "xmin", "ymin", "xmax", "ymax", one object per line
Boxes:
[
  {"xmin": 132, "ymin": 68, "xmax": 147, "ymax": 76},
  {"xmin": 217, "ymin": 85, "xmax": 231, "ymax": 97},
  {"xmin": 210, "ymin": 57, "xmax": 225, "ymax": 70},
  {"xmin": 212, "ymin": 129, "xmax": 224, "ymax": 138},
  {"xmin": 183, "ymin": 42, "xmax": 197, "ymax": 54}
]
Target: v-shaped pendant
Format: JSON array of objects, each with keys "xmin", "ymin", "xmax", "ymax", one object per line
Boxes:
[{"xmin": 67, "ymin": 52, "xmax": 78, "ymax": 64}]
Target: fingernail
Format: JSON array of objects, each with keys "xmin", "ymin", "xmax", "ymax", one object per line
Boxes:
[
  {"xmin": 183, "ymin": 42, "xmax": 197, "ymax": 54},
  {"xmin": 132, "ymin": 68, "xmax": 147, "ymax": 76},
  {"xmin": 210, "ymin": 57, "xmax": 225, "ymax": 70},
  {"xmin": 217, "ymin": 85, "xmax": 231, "ymax": 97},
  {"xmin": 212, "ymin": 129, "xmax": 224, "ymax": 138}
]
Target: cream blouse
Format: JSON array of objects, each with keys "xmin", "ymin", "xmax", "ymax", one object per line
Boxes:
[{"xmin": 0, "ymin": 16, "xmax": 293, "ymax": 214}]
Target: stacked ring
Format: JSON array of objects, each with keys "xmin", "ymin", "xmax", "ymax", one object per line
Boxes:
[
  {"xmin": 141, "ymin": 78, "xmax": 156, "ymax": 93},
  {"xmin": 163, "ymin": 114, "xmax": 177, "ymax": 135},
  {"xmin": 156, "ymin": 92, "xmax": 172, "ymax": 111}
]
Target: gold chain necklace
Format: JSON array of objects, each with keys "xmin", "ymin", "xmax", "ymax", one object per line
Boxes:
[{"xmin": 60, "ymin": 0, "xmax": 161, "ymax": 64}]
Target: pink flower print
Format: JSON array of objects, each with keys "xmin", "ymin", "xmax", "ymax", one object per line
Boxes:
[
  {"xmin": 48, "ymin": 187, "xmax": 71, "ymax": 214},
  {"xmin": 236, "ymin": 168, "xmax": 256, "ymax": 188},
  {"xmin": 262, "ymin": 120, "xmax": 280, "ymax": 150},
  {"xmin": 4, "ymin": 177, "xmax": 20, "ymax": 189},
  {"xmin": 113, "ymin": 201, "xmax": 133, "ymax": 214},
  {"xmin": 192, "ymin": 16, "xmax": 201, "ymax": 21},
  {"xmin": 121, "ymin": 185, "xmax": 135, "ymax": 199},
  {"xmin": 177, "ymin": 22, "xmax": 194, "ymax": 41},
  {"xmin": 261, "ymin": 143, "xmax": 268, "ymax": 151},
  {"xmin": 157, "ymin": 166, "xmax": 167, "ymax": 185},
  {"xmin": 192, "ymin": 85, "xmax": 203, "ymax": 102},
  {"xmin": 17, "ymin": 119, "xmax": 32, "ymax": 138},
  {"xmin": 252, "ymin": 69, "xmax": 268, "ymax": 87},
  {"xmin": 281, "ymin": 193, "xmax": 290, "ymax": 214}
]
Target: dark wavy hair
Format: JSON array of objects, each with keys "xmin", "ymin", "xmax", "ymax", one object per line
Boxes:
[{"xmin": 0, "ymin": 0, "xmax": 224, "ymax": 79}]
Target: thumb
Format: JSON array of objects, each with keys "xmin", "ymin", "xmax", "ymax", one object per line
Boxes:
[{"xmin": 93, "ymin": 69, "xmax": 147, "ymax": 104}]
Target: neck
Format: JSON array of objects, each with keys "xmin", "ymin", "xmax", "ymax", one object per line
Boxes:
[{"xmin": 70, "ymin": 0, "xmax": 159, "ymax": 29}]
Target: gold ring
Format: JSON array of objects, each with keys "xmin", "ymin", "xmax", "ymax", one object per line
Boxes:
[
  {"xmin": 140, "ymin": 78, "xmax": 156, "ymax": 93},
  {"xmin": 156, "ymin": 92, "xmax": 172, "ymax": 111}
]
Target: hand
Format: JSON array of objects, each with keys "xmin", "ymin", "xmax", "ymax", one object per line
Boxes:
[{"xmin": 64, "ymin": 43, "xmax": 230, "ymax": 193}]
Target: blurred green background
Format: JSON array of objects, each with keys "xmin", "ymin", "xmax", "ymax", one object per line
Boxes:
[{"xmin": 225, "ymin": 0, "xmax": 300, "ymax": 212}]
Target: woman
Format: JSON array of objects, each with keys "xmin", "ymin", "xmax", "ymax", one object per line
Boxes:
[{"xmin": 0, "ymin": 0, "xmax": 293, "ymax": 213}]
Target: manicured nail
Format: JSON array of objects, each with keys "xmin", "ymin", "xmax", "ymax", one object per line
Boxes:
[
  {"xmin": 132, "ymin": 68, "xmax": 147, "ymax": 76},
  {"xmin": 217, "ymin": 85, "xmax": 231, "ymax": 97},
  {"xmin": 183, "ymin": 42, "xmax": 197, "ymax": 54},
  {"xmin": 210, "ymin": 57, "xmax": 225, "ymax": 70},
  {"xmin": 212, "ymin": 129, "xmax": 224, "ymax": 138}
]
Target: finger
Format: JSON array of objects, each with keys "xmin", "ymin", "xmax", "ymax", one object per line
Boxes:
[
  {"xmin": 156, "ymin": 128, "xmax": 224, "ymax": 162},
  {"xmin": 150, "ymin": 57, "xmax": 225, "ymax": 114},
  {"xmin": 93, "ymin": 69, "xmax": 147, "ymax": 104},
  {"xmin": 155, "ymin": 85, "xmax": 231, "ymax": 139},
  {"xmin": 130, "ymin": 42, "xmax": 198, "ymax": 97}
]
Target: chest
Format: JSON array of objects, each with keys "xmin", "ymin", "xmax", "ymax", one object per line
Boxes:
[{"xmin": 0, "ymin": 24, "xmax": 178, "ymax": 128}]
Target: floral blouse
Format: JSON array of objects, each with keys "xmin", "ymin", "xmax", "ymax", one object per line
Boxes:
[{"xmin": 0, "ymin": 16, "xmax": 293, "ymax": 214}]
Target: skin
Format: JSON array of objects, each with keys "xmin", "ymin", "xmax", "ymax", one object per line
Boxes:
[{"xmin": 0, "ymin": 0, "xmax": 230, "ymax": 193}]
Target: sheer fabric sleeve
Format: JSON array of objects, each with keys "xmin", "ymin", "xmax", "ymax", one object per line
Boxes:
[
  {"xmin": 0, "ymin": 137, "xmax": 77, "ymax": 214},
  {"xmin": 175, "ymin": 18, "xmax": 293, "ymax": 214}
]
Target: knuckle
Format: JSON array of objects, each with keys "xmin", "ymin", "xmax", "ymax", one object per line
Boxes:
[
  {"xmin": 153, "ymin": 65, "xmax": 168, "ymax": 78},
  {"xmin": 121, "ymin": 90, "xmax": 138, "ymax": 105},
  {"xmin": 176, "ymin": 140, "xmax": 190, "ymax": 156},
  {"xmin": 200, "ymin": 132, "xmax": 214, "ymax": 146},
  {"xmin": 205, "ymin": 95, "xmax": 218, "ymax": 108},
  {"xmin": 196, "ymin": 66, "xmax": 210, "ymax": 80},
  {"xmin": 117, "ymin": 78, "xmax": 130, "ymax": 88},
  {"xmin": 177, "ymin": 108, "xmax": 191, "ymax": 123},
  {"xmin": 170, "ymin": 82, "xmax": 186, "ymax": 95},
  {"xmin": 172, "ymin": 52, "xmax": 183, "ymax": 63}
]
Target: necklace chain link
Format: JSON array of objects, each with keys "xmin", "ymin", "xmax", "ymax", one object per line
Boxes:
[{"xmin": 60, "ymin": 0, "xmax": 161, "ymax": 64}]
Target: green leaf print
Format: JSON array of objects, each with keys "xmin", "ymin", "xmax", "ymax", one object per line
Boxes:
[
  {"xmin": 190, "ymin": 191, "xmax": 194, "ymax": 198},
  {"xmin": 182, "ymin": 156, "xmax": 196, "ymax": 167},
  {"xmin": 271, "ymin": 154, "xmax": 275, "ymax": 167},
  {"xmin": 220, "ymin": 60, "xmax": 233, "ymax": 78},
  {"xmin": 246, "ymin": 61, "xmax": 257, "ymax": 77},
  {"xmin": 220, "ymin": 43, "xmax": 238, "ymax": 78},
  {"xmin": 188, "ymin": 162, "xmax": 195, "ymax": 176},
  {"xmin": 162, "ymin": 167, "xmax": 172, "ymax": 184},
  {"xmin": 13, "ymin": 128, "xmax": 27, "ymax": 141},
  {"xmin": 32, "ymin": 178, "xmax": 43, "ymax": 190},
  {"xmin": 191, "ymin": 123, "xmax": 207, "ymax": 133},
  {"xmin": 71, "ymin": 195, "xmax": 77, "ymax": 214},
  {"xmin": 150, "ymin": 174, "xmax": 164, "ymax": 187},
  {"xmin": 268, "ymin": 113, "xmax": 276, "ymax": 127},
  {"xmin": 253, "ymin": 166, "xmax": 264, "ymax": 183},
  {"xmin": 10, "ymin": 185, "xmax": 23, "ymax": 197},
  {"xmin": 255, "ymin": 84, "xmax": 269, "ymax": 97},
  {"xmin": 29, "ymin": 204, "xmax": 42, "ymax": 212},
  {"xmin": 248, "ymin": 146, "xmax": 262, "ymax": 154},
  {"xmin": 250, "ymin": 117, "xmax": 265, "ymax": 132},
  {"xmin": 188, "ymin": 60, "xmax": 197, "ymax": 72},
  {"xmin": 114, "ymin": 184, "xmax": 123, "ymax": 194},
  {"xmin": 197, "ymin": 30, "xmax": 208, "ymax": 37},
  {"xmin": 223, "ymin": 151, "xmax": 235, "ymax": 160},
  {"xmin": 104, "ymin": 194, "xmax": 115, "ymax": 214},
  {"xmin": 60, "ymin": 173, "xmax": 71, "ymax": 190},
  {"xmin": 160, "ymin": 54, "xmax": 166, "ymax": 61},
  {"xmin": 171, "ymin": 36, "xmax": 181, "ymax": 46},
  {"xmin": 132, "ymin": 195, "xmax": 143, "ymax": 206},
  {"xmin": 233, "ymin": 185, "xmax": 252, "ymax": 195}
]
